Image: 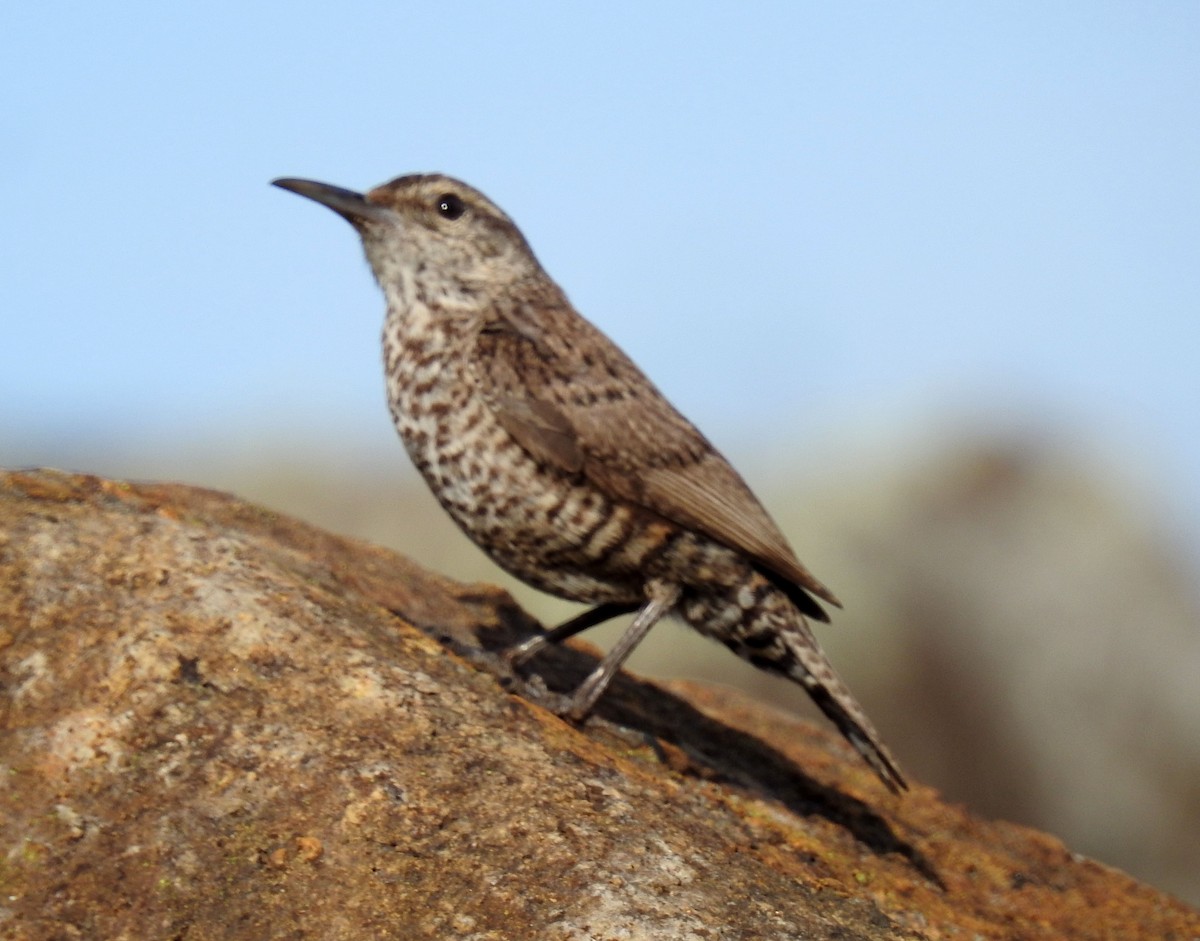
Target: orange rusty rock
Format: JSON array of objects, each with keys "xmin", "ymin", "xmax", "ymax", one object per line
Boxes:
[{"xmin": 1, "ymin": 468, "xmax": 1195, "ymax": 941}]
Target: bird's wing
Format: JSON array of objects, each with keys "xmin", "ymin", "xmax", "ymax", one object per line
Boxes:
[{"xmin": 472, "ymin": 301, "xmax": 840, "ymax": 618}]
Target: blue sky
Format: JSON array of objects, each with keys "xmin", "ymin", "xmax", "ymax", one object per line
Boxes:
[{"xmin": 3, "ymin": 3, "xmax": 1198, "ymax": 545}]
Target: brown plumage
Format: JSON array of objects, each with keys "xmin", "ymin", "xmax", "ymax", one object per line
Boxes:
[
  {"xmin": 273, "ymin": 173, "xmax": 906, "ymax": 792},
  {"xmin": 475, "ymin": 288, "xmax": 838, "ymax": 622}
]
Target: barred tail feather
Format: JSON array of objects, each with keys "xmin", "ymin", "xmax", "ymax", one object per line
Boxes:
[
  {"xmin": 680, "ymin": 569, "xmax": 906, "ymax": 793},
  {"xmin": 799, "ymin": 673, "xmax": 907, "ymax": 793}
]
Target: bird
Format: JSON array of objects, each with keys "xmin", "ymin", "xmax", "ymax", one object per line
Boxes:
[{"xmin": 273, "ymin": 173, "xmax": 906, "ymax": 793}]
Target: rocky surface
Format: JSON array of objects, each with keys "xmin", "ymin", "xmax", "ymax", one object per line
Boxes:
[{"xmin": 1, "ymin": 468, "xmax": 1196, "ymax": 940}]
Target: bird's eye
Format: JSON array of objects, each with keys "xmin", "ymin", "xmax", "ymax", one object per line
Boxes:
[{"xmin": 436, "ymin": 193, "xmax": 466, "ymax": 220}]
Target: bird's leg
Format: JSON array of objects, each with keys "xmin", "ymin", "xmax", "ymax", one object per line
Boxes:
[
  {"xmin": 563, "ymin": 582, "xmax": 681, "ymax": 721},
  {"xmin": 506, "ymin": 600, "xmax": 638, "ymax": 666}
]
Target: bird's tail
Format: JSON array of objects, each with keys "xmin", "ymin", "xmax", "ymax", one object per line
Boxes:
[
  {"xmin": 779, "ymin": 614, "xmax": 907, "ymax": 793},
  {"xmin": 684, "ymin": 574, "xmax": 907, "ymax": 793}
]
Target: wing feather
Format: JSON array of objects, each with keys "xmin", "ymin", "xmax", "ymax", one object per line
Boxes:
[{"xmin": 472, "ymin": 299, "xmax": 840, "ymax": 617}]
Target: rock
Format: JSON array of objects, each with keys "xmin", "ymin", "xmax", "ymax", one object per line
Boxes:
[{"xmin": 1, "ymin": 469, "xmax": 1195, "ymax": 940}]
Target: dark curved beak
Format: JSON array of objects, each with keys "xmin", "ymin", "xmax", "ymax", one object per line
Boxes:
[{"xmin": 272, "ymin": 178, "xmax": 389, "ymax": 224}]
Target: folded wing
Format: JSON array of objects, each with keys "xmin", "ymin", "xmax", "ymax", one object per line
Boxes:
[{"xmin": 473, "ymin": 298, "xmax": 839, "ymax": 620}]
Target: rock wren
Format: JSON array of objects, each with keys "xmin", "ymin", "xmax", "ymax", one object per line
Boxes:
[{"xmin": 273, "ymin": 174, "xmax": 905, "ymax": 792}]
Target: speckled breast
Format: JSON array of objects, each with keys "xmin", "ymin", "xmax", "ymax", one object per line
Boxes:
[{"xmin": 382, "ymin": 318, "xmax": 653, "ymax": 605}]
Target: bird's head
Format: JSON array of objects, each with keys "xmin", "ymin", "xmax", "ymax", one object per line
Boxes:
[{"xmin": 273, "ymin": 173, "xmax": 541, "ymax": 308}]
